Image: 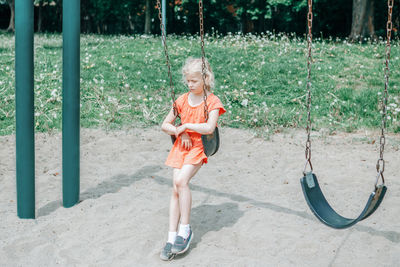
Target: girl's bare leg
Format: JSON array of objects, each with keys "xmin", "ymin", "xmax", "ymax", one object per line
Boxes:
[
  {"xmin": 173, "ymin": 163, "xmax": 202, "ymax": 225},
  {"xmin": 169, "ymin": 168, "xmax": 181, "ymax": 232}
]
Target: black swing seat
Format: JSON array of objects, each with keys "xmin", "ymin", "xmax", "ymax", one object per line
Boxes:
[
  {"xmin": 300, "ymin": 172, "xmax": 387, "ymax": 229},
  {"xmin": 170, "ymin": 127, "xmax": 220, "ymax": 157},
  {"xmin": 201, "ymin": 126, "xmax": 220, "ymax": 157}
]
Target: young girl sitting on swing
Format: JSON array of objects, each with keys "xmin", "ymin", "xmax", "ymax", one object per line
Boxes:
[{"xmin": 160, "ymin": 57, "xmax": 226, "ymax": 260}]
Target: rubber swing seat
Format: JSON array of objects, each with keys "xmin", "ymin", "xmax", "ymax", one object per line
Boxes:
[{"xmin": 300, "ymin": 172, "xmax": 387, "ymax": 229}]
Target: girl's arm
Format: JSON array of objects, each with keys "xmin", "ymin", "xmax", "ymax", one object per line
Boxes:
[
  {"xmin": 176, "ymin": 109, "xmax": 220, "ymax": 135},
  {"xmin": 161, "ymin": 107, "xmax": 177, "ymax": 136}
]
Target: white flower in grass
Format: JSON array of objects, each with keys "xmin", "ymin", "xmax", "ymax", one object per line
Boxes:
[
  {"xmin": 241, "ymin": 99, "xmax": 248, "ymax": 107},
  {"xmin": 100, "ymin": 113, "xmax": 103, "ymax": 117},
  {"xmin": 129, "ymin": 97, "xmax": 133, "ymax": 101},
  {"xmin": 125, "ymin": 84, "xmax": 129, "ymax": 88},
  {"xmin": 105, "ymin": 110, "xmax": 110, "ymax": 115},
  {"xmin": 298, "ymin": 81, "xmax": 303, "ymax": 85},
  {"xmin": 144, "ymin": 85, "xmax": 148, "ymax": 89}
]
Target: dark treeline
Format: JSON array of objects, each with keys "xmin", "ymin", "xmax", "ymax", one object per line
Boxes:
[{"xmin": 0, "ymin": 0, "xmax": 399, "ymax": 38}]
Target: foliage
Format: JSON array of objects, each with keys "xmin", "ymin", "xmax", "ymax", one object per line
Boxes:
[{"xmin": 0, "ymin": 0, "xmax": 398, "ymax": 37}]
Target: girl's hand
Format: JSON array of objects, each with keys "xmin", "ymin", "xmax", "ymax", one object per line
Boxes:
[
  {"xmin": 180, "ymin": 132, "xmax": 192, "ymax": 150},
  {"xmin": 175, "ymin": 124, "xmax": 187, "ymax": 137}
]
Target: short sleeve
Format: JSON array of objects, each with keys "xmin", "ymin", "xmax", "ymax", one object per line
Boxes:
[
  {"xmin": 174, "ymin": 93, "xmax": 186, "ymax": 114},
  {"xmin": 208, "ymin": 95, "xmax": 226, "ymax": 116}
]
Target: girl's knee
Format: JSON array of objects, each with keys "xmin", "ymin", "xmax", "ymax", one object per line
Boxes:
[
  {"xmin": 173, "ymin": 177, "xmax": 188, "ymax": 191},
  {"xmin": 172, "ymin": 184, "xmax": 179, "ymax": 196}
]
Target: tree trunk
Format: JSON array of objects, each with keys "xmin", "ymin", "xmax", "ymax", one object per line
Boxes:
[
  {"xmin": 127, "ymin": 14, "xmax": 135, "ymax": 33},
  {"xmin": 350, "ymin": 0, "xmax": 375, "ymax": 41},
  {"xmin": 6, "ymin": 0, "xmax": 15, "ymax": 32},
  {"xmin": 144, "ymin": 0, "xmax": 151, "ymax": 34},
  {"xmin": 169, "ymin": 0, "xmax": 175, "ymax": 34},
  {"xmin": 38, "ymin": 1, "xmax": 43, "ymax": 32}
]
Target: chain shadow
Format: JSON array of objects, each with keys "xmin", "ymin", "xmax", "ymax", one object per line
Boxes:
[{"xmin": 37, "ymin": 165, "xmax": 162, "ymax": 217}]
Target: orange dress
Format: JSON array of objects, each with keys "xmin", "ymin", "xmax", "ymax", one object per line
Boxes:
[{"xmin": 165, "ymin": 92, "xmax": 226, "ymax": 169}]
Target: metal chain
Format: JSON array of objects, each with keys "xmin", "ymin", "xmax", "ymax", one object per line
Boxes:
[
  {"xmin": 156, "ymin": 0, "xmax": 179, "ymax": 119},
  {"xmin": 199, "ymin": 0, "xmax": 210, "ymax": 122},
  {"xmin": 304, "ymin": 0, "xmax": 313, "ymax": 175},
  {"xmin": 376, "ymin": 0, "xmax": 394, "ymax": 186}
]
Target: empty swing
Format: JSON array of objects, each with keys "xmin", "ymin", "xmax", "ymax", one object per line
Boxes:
[
  {"xmin": 156, "ymin": 0, "xmax": 219, "ymax": 157},
  {"xmin": 300, "ymin": 0, "xmax": 393, "ymax": 229}
]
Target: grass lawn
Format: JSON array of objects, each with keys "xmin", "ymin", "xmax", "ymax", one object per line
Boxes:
[{"xmin": 0, "ymin": 32, "xmax": 399, "ymax": 136}]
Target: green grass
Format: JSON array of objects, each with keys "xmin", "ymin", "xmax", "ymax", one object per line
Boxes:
[{"xmin": 0, "ymin": 32, "xmax": 399, "ymax": 136}]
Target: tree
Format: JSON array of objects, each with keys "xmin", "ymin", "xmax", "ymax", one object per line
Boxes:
[
  {"xmin": 34, "ymin": 0, "xmax": 46, "ymax": 33},
  {"xmin": 144, "ymin": 0, "xmax": 151, "ymax": 34},
  {"xmin": 349, "ymin": 0, "xmax": 375, "ymax": 40},
  {"xmin": 5, "ymin": 0, "xmax": 14, "ymax": 32}
]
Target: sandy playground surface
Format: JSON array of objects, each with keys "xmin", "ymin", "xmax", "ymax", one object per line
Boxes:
[{"xmin": 0, "ymin": 127, "xmax": 399, "ymax": 266}]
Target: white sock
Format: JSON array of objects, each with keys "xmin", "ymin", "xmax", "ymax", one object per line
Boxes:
[
  {"xmin": 167, "ymin": 231, "xmax": 177, "ymax": 244},
  {"xmin": 178, "ymin": 224, "xmax": 190, "ymax": 239}
]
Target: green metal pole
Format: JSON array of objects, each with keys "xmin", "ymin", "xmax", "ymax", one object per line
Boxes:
[
  {"xmin": 15, "ymin": 0, "xmax": 35, "ymax": 219},
  {"xmin": 62, "ymin": 0, "xmax": 80, "ymax": 208}
]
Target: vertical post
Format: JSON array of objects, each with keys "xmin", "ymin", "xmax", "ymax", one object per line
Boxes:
[
  {"xmin": 15, "ymin": 0, "xmax": 35, "ymax": 219},
  {"xmin": 62, "ymin": 0, "xmax": 80, "ymax": 208},
  {"xmin": 162, "ymin": 0, "xmax": 166, "ymax": 34}
]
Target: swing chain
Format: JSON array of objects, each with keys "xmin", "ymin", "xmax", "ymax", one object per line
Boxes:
[
  {"xmin": 199, "ymin": 0, "xmax": 210, "ymax": 122},
  {"xmin": 376, "ymin": 0, "xmax": 394, "ymax": 186},
  {"xmin": 304, "ymin": 0, "xmax": 313, "ymax": 175},
  {"xmin": 156, "ymin": 0, "xmax": 179, "ymax": 119}
]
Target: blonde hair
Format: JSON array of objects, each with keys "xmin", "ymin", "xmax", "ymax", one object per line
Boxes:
[{"xmin": 182, "ymin": 57, "xmax": 215, "ymax": 90}]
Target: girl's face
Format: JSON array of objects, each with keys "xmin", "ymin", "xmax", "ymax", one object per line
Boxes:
[{"xmin": 186, "ymin": 73, "xmax": 204, "ymax": 95}]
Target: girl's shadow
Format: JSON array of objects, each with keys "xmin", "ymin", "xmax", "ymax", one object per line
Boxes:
[{"xmin": 174, "ymin": 202, "xmax": 244, "ymax": 259}]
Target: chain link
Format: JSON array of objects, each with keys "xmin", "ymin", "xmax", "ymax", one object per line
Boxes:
[
  {"xmin": 156, "ymin": 0, "xmax": 179, "ymax": 119},
  {"xmin": 199, "ymin": 0, "xmax": 210, "ymax": 122},
  {"xmin": 304, "ymin": 0, "xmax": 313, "ymax": 175},
  {"xmin": 376, "ymin": 0, "xmax": 394, "ymax": 186}
]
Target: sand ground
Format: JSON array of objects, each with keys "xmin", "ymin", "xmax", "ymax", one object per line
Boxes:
[{"xmin": 1, "ymin": 127, "xmax": 399, "ymax": 266}]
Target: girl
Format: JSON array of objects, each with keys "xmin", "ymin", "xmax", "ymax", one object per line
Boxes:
[{"xmin": 160, "ymin": 58, "xmax": 226, "ymax": 260}]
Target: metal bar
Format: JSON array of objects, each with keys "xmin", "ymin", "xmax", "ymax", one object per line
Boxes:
[
  {"xmin": 15, "ymin": 0, "xmax": 35, "ymax": 219},
  {"xmin": 62, "ymin": 0, "xmax": 81, "ymax": 208},
  {"xmin": 162, "ymin": 0, "xmax": 166, "ymax": 35}
]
